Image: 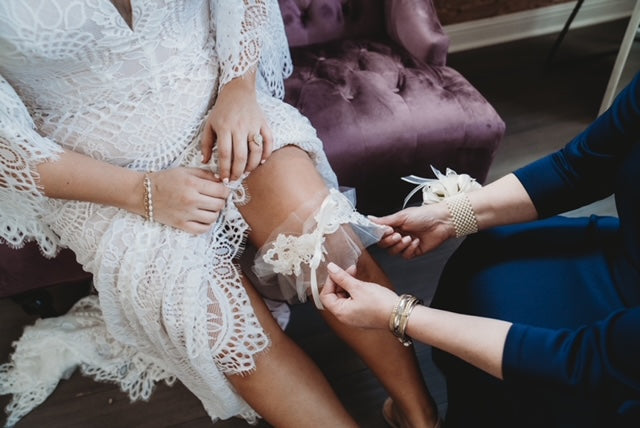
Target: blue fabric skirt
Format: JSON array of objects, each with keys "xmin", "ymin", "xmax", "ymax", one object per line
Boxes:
[{"xmin": 431, "ymin": 215, "xmax": 633, "ymax": 428}]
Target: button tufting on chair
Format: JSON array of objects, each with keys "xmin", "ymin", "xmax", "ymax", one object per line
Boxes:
[{"xmin": 282, "ymin": 17, "xmax": 504, "ymax": 214}]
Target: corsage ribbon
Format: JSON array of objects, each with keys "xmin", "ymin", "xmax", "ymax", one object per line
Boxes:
[{"xmin": 402, "ymin": 165, "xmax": 482, "ymax": 207}]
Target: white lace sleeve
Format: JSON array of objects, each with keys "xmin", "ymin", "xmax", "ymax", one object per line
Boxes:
[
  {"xmin": 210, "ymin": 0, "xmax": 293, "ymax": 99},
  {"xmin": 0, "ymin": 74, "xmax": 62, "ymax": 257}
]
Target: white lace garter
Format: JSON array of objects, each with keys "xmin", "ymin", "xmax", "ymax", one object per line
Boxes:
[
  {"xmin": 253, "ymin": 189, "xmax": 386, "ymax": 309},
  {"xmin": 401, "ymin": 165, "xmax": 482, "ymax": 207}
]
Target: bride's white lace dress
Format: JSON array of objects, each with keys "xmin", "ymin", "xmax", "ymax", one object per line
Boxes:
[{"xmin": 0, "ymin": 1, "xmax": 338, "ymax": 425}]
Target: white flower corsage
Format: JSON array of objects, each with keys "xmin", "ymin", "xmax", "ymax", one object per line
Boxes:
[{"xmin": 401, "ymin": 165, "xmax": 482, "ymax": 208}]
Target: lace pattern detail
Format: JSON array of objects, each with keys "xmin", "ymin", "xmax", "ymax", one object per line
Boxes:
[
  {"xmin": 0, "ymin": 296, "xmax": 175, "ymax": 428},
  {"xmin": 0, "ymin": 0, "xmax": 334, "ymax": 425},
  {"xmin": 255, "ymin": 189, "xmax": 386, "ymax": 309},
  {"xmin": 263, "ymin": 190, "xmax": 367, "ymax": 276},
  {"xmin": 0, "ymin": 76, "xmax": 63, "ymax": 256},
  {"xmin": 212, "ymin": 0, "xmax": 293, "ymax": 98}
]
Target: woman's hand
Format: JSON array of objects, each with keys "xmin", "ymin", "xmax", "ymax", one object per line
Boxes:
[
  {"xmin": 370, "ymin": 203, "xmax": 455, "ymax": 259},
  {"xmin": 36, "ymin": 150, "xmax": 228, "ymax": 234},
  {"xmin": 147, "ymin": 167, "xmax": 230, "ymax": 234},
  {"xmin": 320, "ymin": 263, "xmax": 398, "ymax": 329},
  {"xmin": 201, "ymin": 72, "xmax": 274, "ymax": 182}
]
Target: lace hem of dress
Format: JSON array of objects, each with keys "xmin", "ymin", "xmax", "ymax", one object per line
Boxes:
[
  {"xmin": 0, "ymin": 296, "xmax": 175, "ymax": 428},
  {"xmin": 213, "ymin": 0, "xmax": 292, "ymax": 99},
  {"xmin": 0, "ymin": 76, "xmax": 65, "ymax": 256}
]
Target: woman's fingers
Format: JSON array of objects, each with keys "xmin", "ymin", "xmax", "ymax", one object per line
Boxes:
[
  {"xmin": 216, "ymin": 130, "xmax": 233, "ymax": 182},
  {"xmin": 369, "ymin": 212, "xmax": 404, "ymax": 228},
  {"xmin": 216, "ymin": 129, "xmax": 267, "ymax": 181},
  {"xmin": 322, "ymin": 263, "xmax": 397, "ymax": 329},
  {"xmin": 344, "ymin": 264, "xmax": 357, "ymax": 276},
  {"xmin": 201, "ymin": 124, "xmax": 215, "ymax": 164},
  {"xmin": 206, "ymin": 101, "xmax": 272, "ymax": 180},
  {"xmin": 326, "ymin": 263, "xmax": 358, "ymax": 292},
  {"xmin": 187, "ymin": 169, "xmax": 230, "ymax": 200},
  {"xmin": 321, "ymin": 264, "xmax": 357, "ymax": 301},
  {"xmin": 401, "ymin": 238, "xmax": 422, "ymax": 260},
  {"xmin": 260, "ymin": 125, "xmax": 274, "ymax": 163},
  {"xmin": 194, "ymin": 197, "xmax": 227, "ymax": 215},
  {"xmin": 150, "ymin": 167, "xmax": 233, "ymax": 234},
  {"xmin": 386, "ymin": 235, "xmax": 413, "ymax": 256},
  {"xmin": 191, "ymin": 209, "xmax": 222, "ymax": 225},
  {"xmin": 378, "ymin": 232, "xmax": 402, "ymax": 249},
  {"xmin": 230, "ymin": 130, "xmax": 249, "ymax": 180},
  {"xmin": 246, "ymin": 131, "xmax": 264, "ymax": 173},
  {"xmin": 320, "ymin": 268, "xmax": 346, "ymax": 310},
  {"xmin": 182, "ymin": 221, "xmax": 214, "ymax": 235}
]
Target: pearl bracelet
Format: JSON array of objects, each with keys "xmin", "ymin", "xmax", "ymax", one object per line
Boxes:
[
  {"xmin": 143, "ymin": 174, "xmax": 154, "ymax": 222},
  {"xmin": 444, "ymin": 193, "xmax": 478, "ymax": 238},
  {"xmin": 389, "ymin": 294, "xmax": 422, "ymax": 347}
]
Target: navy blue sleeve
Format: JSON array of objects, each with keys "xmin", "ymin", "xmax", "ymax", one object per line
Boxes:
[
  {"xmin": 503, "ymin": 307, "xmax": 640, "ymax": 394},
  {"xmin": 514, "ymin": 72, "xmax": 640, "ymax": 218}
]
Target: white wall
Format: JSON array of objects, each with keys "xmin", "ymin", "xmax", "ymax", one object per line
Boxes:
[{"xmin": 445, "ymin": 0, "xmax": 635, "ymax": 52}]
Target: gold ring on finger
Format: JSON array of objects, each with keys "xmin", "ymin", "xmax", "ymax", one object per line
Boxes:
[{"xmin": 249, "ymin": 133, "xmax": 263, "ymax": 147}]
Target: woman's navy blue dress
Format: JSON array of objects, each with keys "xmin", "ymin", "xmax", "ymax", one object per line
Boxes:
[{"xmin": 432, "ymin": 73, "xmax": 640, "ymax": 428}]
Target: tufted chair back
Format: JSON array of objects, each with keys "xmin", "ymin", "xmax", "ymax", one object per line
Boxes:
[
  {"xmin": 279, "ymin": 0, "xmax": 385, "ymax": 47},
  {"xmin": 279, "ymin": 0, "xmax": 449, "ymax": 66}
]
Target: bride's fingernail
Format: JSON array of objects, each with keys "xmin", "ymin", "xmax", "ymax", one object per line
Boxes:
[
  {"xmin": 223, "ymin": 177, "xmax": 229, "ymax": 184},
  {"xmin": 260, "ymin": 159, "xmax": 266, "ymax": 164},
  {"xmin": 327, "ymin": 262, "xmax": 340, "ymax": 273},
  {"xmin": 214, "ymin": 173, "xmax": 220, "ymax": 180}
]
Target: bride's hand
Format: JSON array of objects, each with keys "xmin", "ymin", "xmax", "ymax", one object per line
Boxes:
[
  {"xmin": 201, "ymin": 72, "xmax": 274, "ymax": 182},
  {"xmin": 145, "ymin": 168, "xmax": 230, "ymax": 234}
]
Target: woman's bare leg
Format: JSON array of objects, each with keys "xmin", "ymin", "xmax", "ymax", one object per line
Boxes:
[
  {"xmin": 225, "ymin": 273, "xmax": 357, "ymax": 428},
  {"xmin": 239, "ymin": 146, "xmax": 439, "ymax": 427}
]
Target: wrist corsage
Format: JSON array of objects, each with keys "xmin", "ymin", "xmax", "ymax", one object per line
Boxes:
[{"xmin": 402, "ymin": 165, "xmax": 482, "ymax": 237}]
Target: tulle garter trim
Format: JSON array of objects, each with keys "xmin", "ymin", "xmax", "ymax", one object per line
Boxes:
[{"xmin": 253, "ymin": 188, "xmax": 387, "ymax": 309}]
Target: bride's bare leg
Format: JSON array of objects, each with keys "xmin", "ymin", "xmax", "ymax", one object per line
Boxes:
[
  {"xmin": 226, "ymin": 274, "xmax": 357, "ymax": 428},
  {"xmin": 239, "ymin": 146, "xmax": 438, "ymax": 427}
]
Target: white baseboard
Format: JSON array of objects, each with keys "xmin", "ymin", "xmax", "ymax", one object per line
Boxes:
[{"xmin": 444, "ymin": 0, "xmax": 636, "ymax": 52}]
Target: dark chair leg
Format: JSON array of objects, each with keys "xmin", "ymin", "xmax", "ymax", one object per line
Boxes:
[{"xmin": 546, "ymin": 0, "xmax": 585, "ymax": 66}]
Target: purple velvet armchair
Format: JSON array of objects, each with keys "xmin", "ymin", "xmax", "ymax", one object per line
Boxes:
[
  {"xmin": 0, "ymin": 0, "xmax": 504, "ymax": 314},
  {"xmin": 280, "ymin": 0, "xmax": 505, "ymax": 214}
]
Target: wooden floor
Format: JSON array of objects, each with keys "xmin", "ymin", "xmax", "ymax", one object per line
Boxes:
[{"xmin": 1, "ymin": 18, "xmax": 632, "ymax": 428}]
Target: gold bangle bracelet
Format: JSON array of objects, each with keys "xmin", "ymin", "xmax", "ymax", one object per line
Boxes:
[
  {"xmin": 143, "ymin": 173, "xmax": 154, "ymax": 222},
  {"xmin": 389, "ymin": 294, "xmax": 422, "ymax": 346}
]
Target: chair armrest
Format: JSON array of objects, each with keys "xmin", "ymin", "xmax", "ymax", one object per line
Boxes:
[{"xmin": 385, "ymin": 0, "xmax": 450, "ymax": 65}]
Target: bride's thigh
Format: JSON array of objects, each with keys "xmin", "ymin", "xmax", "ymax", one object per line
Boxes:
[{"xmin": 239, "ymin": 145, "xmax": 329, "ymax": 247}]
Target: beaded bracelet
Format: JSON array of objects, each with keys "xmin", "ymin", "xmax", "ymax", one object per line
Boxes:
[
  {"xmin": 444, "ymin": 193, "xmax": 478, "ymax": 238},
  {"xmin": 388, "ymin": 294, "xmax": 422, "ymax": 346},
  {"xmin": 143, "ymin": 173, "xmax": 154, "ymax": 222}
]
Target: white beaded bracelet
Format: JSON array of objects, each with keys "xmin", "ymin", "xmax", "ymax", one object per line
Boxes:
[
  {"xmin": 143, "ymin": 174, "xmax": 154, "ymax": 222},
  {"xmin": 444, "ymin": 193, "xmax": 478, "ymax": 238}
]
